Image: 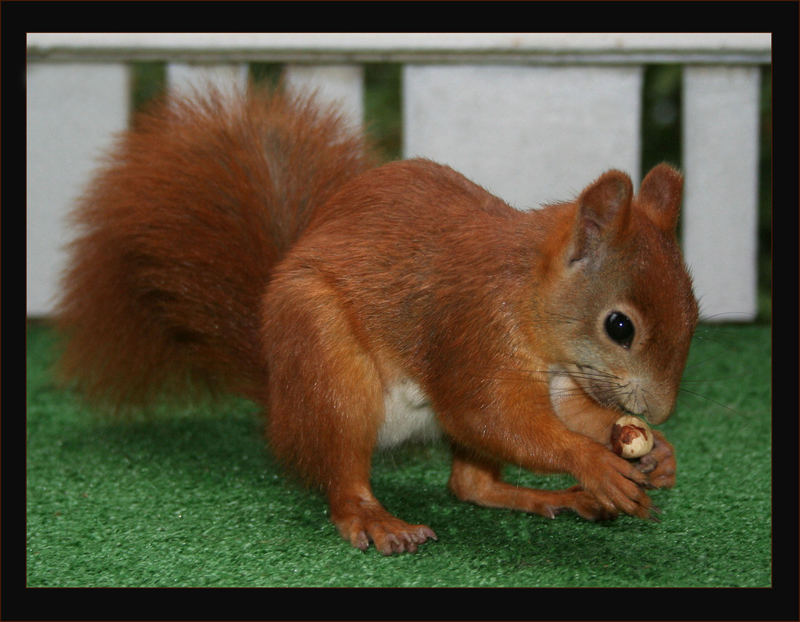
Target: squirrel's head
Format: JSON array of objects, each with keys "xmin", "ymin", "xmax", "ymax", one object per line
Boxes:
[{"xmin": 540, "ymin": 163, "xmax": 699, "ymax": 425}]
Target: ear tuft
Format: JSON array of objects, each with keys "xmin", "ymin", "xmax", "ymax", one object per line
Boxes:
[
  {"xmin": 570, "ymin": 170, "xmax": 633, "ymax": 262},
  {"xmin": 637, "ymin": 163, "xmax": 683, "ymax": 232}
]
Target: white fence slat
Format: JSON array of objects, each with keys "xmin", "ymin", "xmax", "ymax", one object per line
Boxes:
[
  {"xmin": 403, "ymin": 64, "xmax": 642, "ymax": 211},
  {"xmin": 26, "ymin": 63, "xmax": 130, "ymax": 317},
  {"xmin": 682, "ymin": 66, "xmax": 761, "ymax": 321},
  {"xmin": 26, "ymin": 33, "xmax": 772, "ymax": 65},
  {"xmin": 166, "ymin": 62, "xmax": 249, "ymax": 94},
  {"xmin": 283, "ymin": 64, "xmax": 365, "ymax": 128}
]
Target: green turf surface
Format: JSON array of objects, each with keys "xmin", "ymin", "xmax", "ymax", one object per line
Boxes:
[{"xmin": 26, "ymin": 321, "xmax": 771, "ymax": 588}]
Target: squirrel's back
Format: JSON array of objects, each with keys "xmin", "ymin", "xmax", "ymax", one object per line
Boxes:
[{"xmin": 56, "ymin": 85, "xmax": 376, "ymax": 409}]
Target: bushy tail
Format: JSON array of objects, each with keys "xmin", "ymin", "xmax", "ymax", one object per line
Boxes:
[{"xmin": 55, "ymin": 83, "xmax": 377, "ymax": 411}]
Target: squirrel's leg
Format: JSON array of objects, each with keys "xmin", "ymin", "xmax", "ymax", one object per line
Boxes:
[
  {"xmin": 436, "ymin": 381, "xmax": 656, "ymax": 520},
  {"xmin": 263, "ymin": 272, "xmax": 436, "ymax": 554},
  {"xmin": 448, "ymin": 445, "xmax": 617, "ymax": 521}
]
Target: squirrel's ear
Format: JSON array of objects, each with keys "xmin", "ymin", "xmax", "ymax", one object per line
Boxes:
[
  {"xmin": 570, "ymin": 170, "xmax": 633, "ymax": 263},
  {"xmin": 637, "ymin": 163, "xmax": 683, "ymax": 233}
]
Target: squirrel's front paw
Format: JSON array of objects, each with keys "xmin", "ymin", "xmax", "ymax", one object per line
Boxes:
[
  {"xmin": 635, "ymin": 430, "xmax": 676, "ymax": 488},
  {"xmin": 576, "ymin": 447, "xmax": 655, "ymax": 520}
]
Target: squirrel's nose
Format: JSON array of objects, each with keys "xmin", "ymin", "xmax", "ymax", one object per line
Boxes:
[{"xmin": 643, "ymin": 401, "xmax": 674, "ymax": 425}]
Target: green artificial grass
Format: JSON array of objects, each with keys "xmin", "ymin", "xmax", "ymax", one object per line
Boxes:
[{"xmin": 26, "ymin": 321, "xmax": 771, "ymax": 589}]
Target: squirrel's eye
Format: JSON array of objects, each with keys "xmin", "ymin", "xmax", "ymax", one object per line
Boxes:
[{"xmin": 605, "ymin": 311, "xmax": 634, "ymax": 348}]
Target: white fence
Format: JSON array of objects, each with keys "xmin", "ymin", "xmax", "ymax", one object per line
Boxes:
[{"xmin": 26, "ymin": 33, "xmax": 771, "ymax": 320}]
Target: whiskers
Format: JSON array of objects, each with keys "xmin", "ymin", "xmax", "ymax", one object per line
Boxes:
[
  {"xmin": 676, "ymin": 384, "xmax": 741, "ymax": 416},
  {"xmin": 565, "ymin": 365, "xmax": 649, "ymax": 416}
]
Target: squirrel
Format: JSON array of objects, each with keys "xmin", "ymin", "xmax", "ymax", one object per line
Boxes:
[{"xmin": 56, "ymin": 83, "xmax": 699, "ymax": 555}]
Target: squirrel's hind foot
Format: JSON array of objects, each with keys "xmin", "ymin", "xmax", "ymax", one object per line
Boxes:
[{"xmin": 329, "ymin": 490, "xmax": 437, "ymax": 555}]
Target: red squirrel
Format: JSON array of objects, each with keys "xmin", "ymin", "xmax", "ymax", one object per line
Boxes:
[{"xmin": 56, "ymin": 84, "xmax": 699, "ymax": 555}]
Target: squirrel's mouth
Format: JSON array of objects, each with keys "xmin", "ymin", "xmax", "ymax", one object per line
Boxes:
[{"xmin": 558, "ymin": 364, "xmax": 675, "ymax": 425}]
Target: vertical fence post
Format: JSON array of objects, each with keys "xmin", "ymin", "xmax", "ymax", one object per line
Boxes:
[
  {"xmin": 682, "ymin": 66, "xmax": 761, "ymax": 321},
  {"xmin": 283, "ymin": 64, "xmax": 365, "ymax": 128},
  {"xmin": 26, "ymin": 63, "xmax": 130, "ymax": 316},
  {"xmin": 166, "ymin": 62, "xmax": 250, "ymax": 94},
  {"xmin": 403, "ymin": 64, "xmax": 643, "ymax": 211}
]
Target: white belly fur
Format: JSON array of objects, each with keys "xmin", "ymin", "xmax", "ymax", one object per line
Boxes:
[{"xmin": 377, "ymin": 378, "xmax": 441, "ymax": 448}]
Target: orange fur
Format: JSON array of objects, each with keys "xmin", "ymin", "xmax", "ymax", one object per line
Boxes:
[
  {"xmin": 57, "ymin": 85, "xmax": 698, "ymax": 554},
  {"xmin": 57, "ymin": 85, "xmax": 376, "ymax": 408}
]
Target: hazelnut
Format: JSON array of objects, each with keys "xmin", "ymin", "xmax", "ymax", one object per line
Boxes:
[{"xmin": 611, "ymin": 415, "xmax": 654, "ymax": 459}]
